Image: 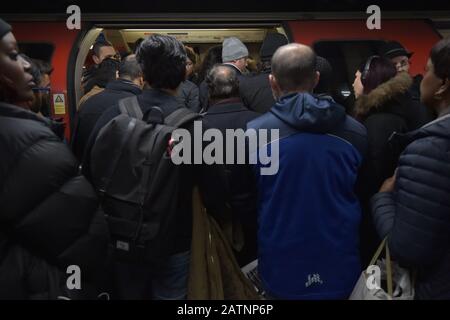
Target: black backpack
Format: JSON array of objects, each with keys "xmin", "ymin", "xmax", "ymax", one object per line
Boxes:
[{"xmin": 90, "ymin": 96, "xmax": 200, "ymax": 263}]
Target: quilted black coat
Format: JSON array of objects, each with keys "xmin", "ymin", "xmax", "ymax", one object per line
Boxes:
[
  {"xmin": 371, "ymin": 113, "xmax": 450, "ymax": 299},
  {"xmin": 0, "ymin": 102, "xmax": 110, "ymax": 299}
]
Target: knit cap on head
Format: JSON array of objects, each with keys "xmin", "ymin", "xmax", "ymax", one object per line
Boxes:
[
  {"xmin": 259, "ymin": 33, "xmax": 288, "ymax": 61},
  {"xmin": 0, "ymin": 19, "xmax": 12, "ymax": 40},
  {"xmin": 222, "ymin": 37, "xmax": 249, "ymax": 62}
]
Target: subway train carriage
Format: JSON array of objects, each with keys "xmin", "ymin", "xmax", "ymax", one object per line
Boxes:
[{"xmin": 5, "ymin": 11, "xmax": 448, "ymax": 139}]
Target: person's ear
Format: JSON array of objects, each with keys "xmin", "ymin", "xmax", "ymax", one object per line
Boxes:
[
  {"xmin": 269, "ymin": 74, "xmax": 277, "ymax": 90},
  {"xmin": 93, "ymin": 55, "xmax": 101, "ymax": 64},
  {"xmin": 269, "ymin": 74, "xmax": 281, "ymax": 99},
  {"xmin": 435, "ymin": 78, "xmax": 450, "ymax": 99},
  {"xmin": 313, "ymin": 71, "xmax": 320, "ymax": 90}
]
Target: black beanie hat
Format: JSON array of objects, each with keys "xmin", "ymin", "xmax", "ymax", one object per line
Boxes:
[
  {"xmin": 0, "ymin": 18, "xmax": 12, "ymax": 40},
  {"xmin": 314, "ymin": 56, "xmax": 333, "ymax": 95},
  {"xmin": 260, "ymin": 32, "xmax": 288, "ymax": 61},
  {"xmin": 316, "ymin": 56, "xmax": 333, "ymax": 79}
]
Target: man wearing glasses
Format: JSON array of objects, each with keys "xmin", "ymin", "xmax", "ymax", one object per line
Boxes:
[
  {"xmin": 380, "ymin": 40, "xmax": 435, "ymax": 124},
  {"xmin": 381, "ymin": 41, "xmax": 412, "ymax": 73},
  {"xmin": 380, "ymin": 41, "xmax": 420, "ymax": 96}
]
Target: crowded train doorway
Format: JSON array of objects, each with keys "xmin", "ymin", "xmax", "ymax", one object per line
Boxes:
[{"xmin": 71, "ymin": 25, "xmax": 288, "ymax": 125}]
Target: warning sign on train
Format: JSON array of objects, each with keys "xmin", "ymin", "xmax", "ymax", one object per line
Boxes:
[{"xmin": 53, "ymin": 94, "xmax": 66, "ymax": 115}]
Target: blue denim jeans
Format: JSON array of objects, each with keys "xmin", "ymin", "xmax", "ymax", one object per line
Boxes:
[{"xmin": 113, "ymin": 251, "xmax": 191, "ymax": 300}]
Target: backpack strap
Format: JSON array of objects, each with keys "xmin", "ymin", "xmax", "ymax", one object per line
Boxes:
[
  {"xmin": 164, "ymin": 107, "xmax": 201, "ymax": 128},
  {"xmin": 118, "ymin": 96, "xmax": 143, "ymax": 120},
  {"xmin": 98, "ymin": 118, "xmax": 138, "ymax": 194}
]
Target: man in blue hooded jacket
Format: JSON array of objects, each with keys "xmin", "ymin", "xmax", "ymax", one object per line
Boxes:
[{"xmin": 247, "ymin": 43, "xmax": 368, "ymax": 299}]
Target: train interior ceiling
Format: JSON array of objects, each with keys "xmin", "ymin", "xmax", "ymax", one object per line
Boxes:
[
  {"xmin": 107, "ymin": 27, "xmax": 285, "ymax": 60},
  {"xmin": 74, "ymin": 26, "xmax": 286, "ymax": 102}
]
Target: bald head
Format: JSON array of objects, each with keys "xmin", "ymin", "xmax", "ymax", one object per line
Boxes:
[
  {"xmin": 271, "ymin": 43, "xmax": 317, "ymax": 94},
  {"xmin": 206, "ymin": 64, "xmax": 240, "ymax": 102}
]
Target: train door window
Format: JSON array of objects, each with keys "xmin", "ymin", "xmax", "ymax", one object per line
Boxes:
[{"xmin": 313, "ymin": 40, "xmax": 386, "ymax": 111}]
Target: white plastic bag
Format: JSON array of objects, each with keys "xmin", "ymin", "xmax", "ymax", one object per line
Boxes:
[{"xmin": 349, "ymin": 238, "xmax": 414, "ymax": 300}]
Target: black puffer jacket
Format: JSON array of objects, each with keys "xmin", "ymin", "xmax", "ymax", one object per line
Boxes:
[
  {"xmin": 0, "ymin": 102, "xmax": 110, "ymax": 299},
  {"xmin": 371, "ymin": 113, "xmax": 450, "ymax": 300},
  {"xmin": 355, "ymin": 72, "xmax": 430, "ymax": 194},
  {"xmin": 354, "ymin": 73, "xmax": 430, "ymax": 266}
]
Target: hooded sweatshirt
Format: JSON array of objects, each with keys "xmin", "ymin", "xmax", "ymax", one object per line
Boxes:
[{"xmin": 247, "ymin": 93, "xmax": 367, "ymax": 299}]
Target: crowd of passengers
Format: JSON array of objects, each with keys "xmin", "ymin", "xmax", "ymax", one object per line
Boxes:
[{"xmin": 1, "ymin": 17, "xmax": 450, "ymax": 300}]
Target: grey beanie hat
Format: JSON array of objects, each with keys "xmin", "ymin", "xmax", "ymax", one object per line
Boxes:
[{"xmin": 222, "ymin": 37, "xmax": 249, "ymax": 62}]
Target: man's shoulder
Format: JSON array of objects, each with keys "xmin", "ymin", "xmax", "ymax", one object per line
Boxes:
[
  {"xmin": 222, "ymin": 63, "xmax": 242, "ymax": 74},
  {"xmin": 94, "ymin": 103, "xmax": 121, "ymax": 129},
  {"xmin": 183, "ymin": 80, "xmax": 198, "ymax": 89},
  {"xmin": 0, "ymin": 115, "xmax": 55, "ymax": 146},
  {"xmin": 341, "ymin": 115, "xmax": 367, "ymax": 136},
  {"xmin": 240, "ymin": 72, "xmax": 269, "ymax": 86},
  {"xmin": 244, "ymin": 108, "xmax": 261, "ymax": 118},
  {"xmin": 246, "ymin": 111, "xmax": 277, "ymax": 131},
  {"xmin": 78, "ymin": 89, "xmax": 122, "ymax": 115},
  {"xmin": 179, "ymin": 81, "xmax": 199, "ymax": 99},
  {"xmin": 94, "ymin": 85, "xmax": 136, "ymax": 100},
  {"xmin": 329, "ymin": 115, "xmax": 368, "ymax": 157},
  {"xmin": 0, "ymin": 104, "xmax": 55, "ymax": 140},
  {"xmin": 238, "ymin": 105, "xmax": 261, "ymax": 121}
]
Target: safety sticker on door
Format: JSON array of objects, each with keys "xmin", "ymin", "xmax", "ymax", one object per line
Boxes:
[{"xmin": 53, "ymin": 94, "xmax": 66, "ymax": 115}]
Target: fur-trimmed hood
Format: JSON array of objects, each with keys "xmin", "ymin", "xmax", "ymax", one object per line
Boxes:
[{"xmin": 355, "ymin": 72, "xmax": 413, "ymax": 117}]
